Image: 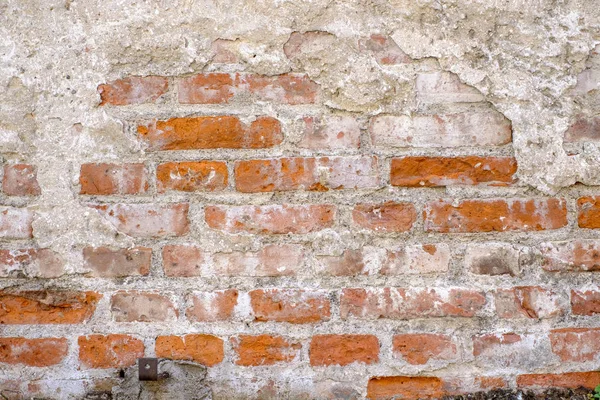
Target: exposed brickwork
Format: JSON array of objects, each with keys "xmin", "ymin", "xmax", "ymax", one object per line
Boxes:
[
  {"xmin": 232, "ymin": 335, "xmax": 301, "ymax": 366},
  {"xmin": 0, "ymin": 338, "xmax": 68, "ymax": 367},
  {"xmin": 78, "ymin": 334, "xmax": 144, "ymax": 368}
]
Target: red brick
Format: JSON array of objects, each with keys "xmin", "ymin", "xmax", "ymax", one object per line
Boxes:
[
  {"xmin": 541, "ymin": 240, "xmax": 600, "ymax": 271},
  {"xmin": 249, "ymin": 289, "xmax": 331, "ymax": 324},
  {"xmin": 79, "ymin": 163, "xmax": 148, "ymax": 195},
  {"xmin": 340, "ymin": 288, "xmax": 485, "ymax": 319},
  {"xmin": 415, "ymin": 71, "xmax": 485, "ymax": 104},
  {"xmin": 186, "ymin": 290, "xmax": 239, "ymax": 322},
  {"xmin": 517, "ymin": 372, "xmax": 600, "ymax": 389},
  {"xmin": 298, "ymin": 116, "xmax": 361, "ymax": 150},
  {"xmin": 232, "ymin": 334, "xmax": 301, "ymax": 366},
  {"xmin": 162, "ymin": 244, "xmax": 204, "ymax": 277},
  {"xmin": 367, "ymin": 376, "xmax": 445, "ymax": 400},
  {"xmin": 3, "ymin": 164, "xmax": 41, "ymax": 196},
  {"xmin": 110, "ymin": 291, "xmax": 177, "ymax": 322},
  {"xmin": 494, "ymin": 287, "xmax": 563, "ymax": 319},
  {"xmin": 423, "ymin": 198, "xmax": 567, "ymax": 233},
  {"xmin": 0, "ymin": 248, "xmax": 64, "ymax": 278},
  {"xmin": 571, "ymin": 289, "xmax": 600, "ymax": 315},
  {"xmin": 310, "ymin": 334, "xmax": 379, "ymax": 366},
  {"xmin": 157, "ymin": 161, "xmax": 228, "ymax": 193},
  {"xmin": 565, "ymin": 116, "xmax": 600, "ymax": 142},
  {"xmin": 0, "ymin": 291, "xmax": 101, "ymax": 324},
  {"xmin": 0, "ymin": 338, "xmax": 68, "ymax": 366},
  {"xmin": 91, "ymin": 203, "xmax": 189, "ymax": 238},
  {"xmin": 234, "ymin": 157, "xmax": 379, "ymax": 192},
  {"xmin": 0, "ymin": 207, "xmax": 34, "ymax": 239},
  {"xmin": 78, "ymin": 334, "xmax": 144, "ymax": 369},
  {"xmin": 369, "ymin": 111, "xmax": 512, "ymax": 148},
  {"xmin": 155, "ymin": 334, "xmax": 224, "ymax": 366},
  {"xmin": 212, "ymin": 244, "xmax": 303, "ymax": 277},
  {"xmin": 98, "ymin": 76, "xmax": 168, "ymax": 106},
  {"xmin": 358, "ymin": 35, "xmax": 413, "ymax": 65},
  {"xmin": 205, "ymin": 204, "xmax": 335, "ymax": 234},
  {"xmin": 474, "ymin": 377, "xmax": 508, "ymax": 391},
  {"xmin": 472, "ymin": 333, "xmax": 522, "ymax": 357},
  {"xmin": 577, "ymin": 196, "xmax": 600, "ymax": 228},
  {"xmin": 392, "ymin": 334, "xmax": 457, "ymax": 365},
  {"xmin": 178, "ymin": 73, "xmax": 318, "ymax": 105},
  {"xmin": 550, "ymin": 328, "xmax": 600, "ymax": 362},
  {"xmin": 390, "ymin": 156, "xmax": 517, "ymax": 187},
  {"xmin": 83, "ymin": 247, "xmax": 151, "ymax": 278},
  {"xmin": 352, "ymin": 202, "xmax": 416, "ymax": 232}
]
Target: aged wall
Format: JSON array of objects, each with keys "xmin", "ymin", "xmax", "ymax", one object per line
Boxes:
[{"xmin": 1, "ymin": 0, "xmax": 600, "ymax": 399}]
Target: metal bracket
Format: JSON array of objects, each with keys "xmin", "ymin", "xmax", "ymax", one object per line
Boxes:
[{"xmin": 138, "ymin": 358, "xmax": 158, "ymax": 381}]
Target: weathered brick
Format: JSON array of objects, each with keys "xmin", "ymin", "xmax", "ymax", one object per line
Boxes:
[
  {"xmin": 474, "ymin": 377, "xmax": 508, "ymax": 391},
  {"xmin": 79, "ymin": 163, "xmax": 148, "ymax": 195},
  {"xmin": 0, "ymin": 291, "xmax": 101, "ymax": 324},
  {"xmin": 283, "ymin": 31, "xmax": 337, "ymax": 62},
  {"xmin": 298, "ymin": 116, "xmax": 361, "ymax": 150},
  {"xmin": 0, "ymin": 207, "xmax": 34, "ymax": 239},
  {"xmin": 83, "ymin": 247, "xmax": 151, "ymax": 278},
  {"xmin": 234, "ymin": 156, "xmax": 379, "ymax": 192},
  {"xmin": 340, "ymin": 288, "xmax": 485, "ymax": 319},
  {"xmin": 212, "ymin": 244, "xmax": 303, "ymax": 276},
  {"xmin": 162, "ymin": 244, "xmax": 205, "ymax": 277},
  {"xmin": 415, "ymin": 71, "xmax": 484, "ymax": 104},
  {"xmin": 232, "ymin": 334, "xmax": 301, "ymax": 366},
  {"xmin": 3, "ymin": 164, "xmax": 41, "ymax": 196},
  {"xmin": 310, "ymin": 334, "xmax": 379, "ymax": 366},
  {"xmin": 550, "ymin": 328, "xmax": 600, "ymax": 362},
  {"xmin": 352, "ymin": 202, "xmax": 416, "ymax": 232},
  {"xmin": 517, "ymin": 372, "xmax": 600, "ymax": 389},
  {"xmin": 577, "ymin": 196, "xmax": 600, "ymax": 228},
  {"xmin": 78, "ymin": 334, "xmax": 144, "ymax": 369},
  {"xmin": 178, "ymin": 73, "xmax": 318, "ymax": 105},
  {"xmin": 186, "ymin": 290, "xmax": 239, "ymax": 322},
  {"xmin": 571, "ymin": 289, "xmax": 600, "ymax": 315},
  {"xmin": 91, "ymin": 203, "xmax": 189, "ymax": 238},
  {"xmin": 249, "ymin": 289, "xmax": 331, "ymax": 324},
  {"xmin": 367, "ymin": 376, "xmax": 445, "ymax": 400},
  {"xmin": 358, "ymin": 35, "xmax": 413, "ymax": 65},
  {"xmin": 541, "ymin": 240, "xmax": 600, "ymax": 272},
  {"xmin": 494, "ymin": 287, "xmax": 563, "ymax": 319},
  {"xmin": 472, "ymin": 333, "xmax": 532, "ymax": 367},
  {"xmin": 369, "ymin": 111, "xmax": 512, "ymax": 148},
  {"xmin": 392, "ymin": 334, "xmax": 457, "ymax": 365},
  {"xmin": 110, "ymin": 291, "xmax": 177, "ymax": 322},
  {"xmin": 210, "ymin": 39, "xmax": 240, "ymax": 63},
  {"xmin": 137, "ymin": 116, "xmax": 282, "ymax": 151},
  {"xmin": 98, "ymin": 76, "xmax": 169, "ymax": 106},
  {"xmin": 155, "ymin": 334, "xmax": 224, "ymax": 366},
  {"xmin": 565, "ymin": 116, "xmax": 600, "ymax": 142},
  {"xmin": 465, "ymin": 243, "xmax": 521, "ymax": 276},
  {"xmin": 0, "ymin": 248, "xmax": 64, "ymax": 278},
  {"xmin": 423, "ymin": 198, "xmax": 567, "ymax": 233},
  {"xmin": 0, "ymin": 338, "xmax": 68, "ymax": 366},
  {"xmin": 205, "ymin": 204, "xmax": 335, "ymax": 234},
  {"xmin": 157, "ymin": 161, "xmax": 228, "ymax": 193},
  {"xmin": 390, "ymin": 156, "xmax": 517, "ymax": 187}
]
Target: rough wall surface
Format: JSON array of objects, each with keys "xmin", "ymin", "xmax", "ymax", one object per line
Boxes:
[{"xmin": 1, "ymin": 0, "xmax": 600, "ymax": 399}]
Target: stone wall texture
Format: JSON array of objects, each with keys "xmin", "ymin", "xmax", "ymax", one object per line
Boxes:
[{"xmin": 2, "ymin": 0, "xmax": 600, "ymax": 399}]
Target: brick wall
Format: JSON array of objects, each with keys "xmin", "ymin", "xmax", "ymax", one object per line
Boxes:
[{"xmin": 2, "ymin": 5, "xmax": 600, "ymax": 399}]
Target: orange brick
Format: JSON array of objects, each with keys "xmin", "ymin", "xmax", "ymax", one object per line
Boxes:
[
  {"xmin": 578, "ymin": 196, "xmax": 600, "ymax": 228},
  {"xmin": 550, "ymin": 328, "xmax": 600, "ymax": 362},
  {"xmin": 367, "ymin": 376, "xmax": 445, "ymax": 400},
  {"xmin": 79, "ymin": 163, "xmax": 148, "ymax": 195},
  {"xmin": 232, "ymin": 334, "xmax": 301, "ymax": 366},
  {"xmin": 0, "ymin": 291, "xmax": 101, "ymax": 324},
  {"xmin": 186, "ymin": 290, "xmax": 239, "ymax": 322},
  {"xmin": 352, "ymin": 202, "xmax": 416, "ymax": 232},
  {"xmin": 0, "ymin": 338, "xmax": 68, "ymax": 366},
  {"xmin": 572, "ymin": 288, "xmax": 600, "ymax": 315},
  {"xmin": 205, "ymin": 204, "xmax": 335, "ymax": 234},
  {"xmin": 155, "ymin": 334, "xmax": 224, "ymax": 366},
  {"xmin": 3, "ymin": 164, "xmax": 41, "ymax": 196},
  {"xmin": 157, "ymin": 161, "xmax": 228, "ymax": 192},
  {"xmin": 424, "ymin": 198, "xmax": 567, "ymax": 233},
  {"xmin": 137, "ymin": 116, "xmax": 282, "ymax": 151},
  {"xmin": 310, "ymin": 334, "xmax": 379, "ymax": 366},
  {"xmin": 83, "ymin": 247, "xmax": 151, "ymax": 278},
  {"xmin": 517, "ymin": 371, "xmax": 600, "ymax": 389},
  {"xmin": 234, "ymin": 157, "xmax": 379, "ymax": 192},
  {"xmin": 392, "ymin": 334, "xmax": 457, "ymax": 365},
  {"xmin": 249, "ymin": 289, "xmax": 331, "ymax": 324},
  {"xmin": 78, "ymin": 334, "xmax": 144, "ymax": 369},
  {"xmin": 390, "ymin": 156, "xmax": 517, "ymax": 187},
  {"xmin": 98, "ymin": 76, "xmax": 169, "ymax": 106}
]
